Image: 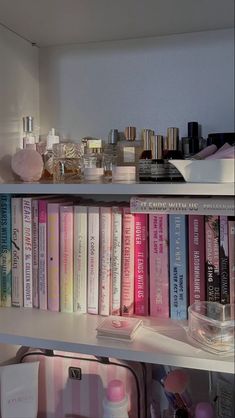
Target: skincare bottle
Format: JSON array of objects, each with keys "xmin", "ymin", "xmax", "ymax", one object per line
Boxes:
[
  {"xmin": 103, "ymin": 380, "xmax": 129, "ymax": 418},
  {"xmin": 181, "ymin": 122, "xmax": 201, "ymax": 158},
  {"xmin": 117, "ymin": 126, "xmax": 142, "ymax": 166},
  {"xmin": 84, "ymin": 139, "xmax": 103, "ymax": 168},
  {"xmin": 163, "ymin": 127, "xmax": 184, "ymax": 182},
  {"xmin": 103, "ymin": 129, "xmax": 119, "ymax": 180},
  {"xmin": 42, "ymin": 128, "xmax": 60, "ymax": 178},
  {"xmin": 150, "ymin": 135, "xmax": 168, "ymax": 182},
  {"xmin": 139, "ymin": 129, "xmax": 154, "ymax": 181},
  {"xmin": 23, "ymin": 116, "xmax": 36, "ymax": 149}
]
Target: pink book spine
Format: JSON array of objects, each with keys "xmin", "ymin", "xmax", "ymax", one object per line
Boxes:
[
  {"xmin": 47, "ymin": 203, "xmax": 60, "ymax": 312},
  {"xmin": 11, "ymin": 197, "xmax": 23, "ymax": 307},
  {"xmin": 32, "ymin": 200, "xmax": 39, "ymax": 308},
  {"xmin": 22, "ymin": 197, "xmax": 33, "ymax": 307},
  {"xmin": 134, "ymin": 213, "xmax": 149, "ymax": 316},
  {"xmin": 188, "ymin": 215, "xmax": 206, "ymax": 304},
  {"xmin": 228, "ymin": 218, "xmax": 235, "ymax": 304},
  {"xmin": 60, "ymin": 205, "xmax": 74, "ymax": 313},
  {"xmin": 121, "ymin": 208, "xmax": 135, "ymax": 316},
  {"xmin": 111, "ymin": 207, "xmax": 122, "ymax": 316},
  {"xmin": 205, "ymin": 215, "xmax": 220, "ymax": 302},
  {"xmin": 149, "ymin": 214, "xmax": 169, "ymax": 318},
  {"xmin": 87, "ymin": 207, "xmax": 100, "ymax": 315},
  {"xmin": 99, "ymin": 207, "xmax": 112, "ymax": 316},
  {"xmin": 38, "ymin": 200, "xmax": 48, "ymax": 310}
]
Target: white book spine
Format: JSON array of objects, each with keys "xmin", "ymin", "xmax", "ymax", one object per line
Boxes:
[
  {"xmin": 87, "ymin": 207, "xmax": 100, "ymax": 315},
  {"xmin": 73, "ymin": 206, "xmax": 88, "ymax": 313},
  {"xmin": 11, "ymin": 198, "xmax": 23, "ymax": 307},
  {"xmin": 22, "ymin": 198, "xmax": 33, "ymax": 307},
  {"xmin": 111, "ymin": 207, "xmax": 122, "ymax": 315},
  {"xmin": 99, "ymin": 207, "xmax": 112, "ymax": 316},
  {"xmin": 32, "ymin": 200, "xmax": 39, "ymax": 308}
]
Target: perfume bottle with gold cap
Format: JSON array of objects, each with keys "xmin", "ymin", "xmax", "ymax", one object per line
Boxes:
[
  {"xmin": 138, "ymin": 129, "xmax": 154, "ymax": 181},
  {"xmin": 150, "ymin": 135, "xmax": 168, "ymax": 182},
  {"xmin": 163, "ymin": 127, "xmax": 184, "ymax": 182},
  {"xmin": 117, "ymin": 126, "xmax": 142, "ymax": 166}
]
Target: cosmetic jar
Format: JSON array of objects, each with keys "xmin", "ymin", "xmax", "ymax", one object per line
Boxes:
[
  {"xmin": 84, "ymin": 167, "xmax": 104, "ymax": 182},
  {"xmin": 112, "ymin": 166, "xmax": 136, "ymax": 183},
  {"xmin": 52, "ymin": 142, "xmax": 83, "ymax": 182},
  {"xmin": 188, "ymin": 302, "xmax": 234, "ymax": 355}
]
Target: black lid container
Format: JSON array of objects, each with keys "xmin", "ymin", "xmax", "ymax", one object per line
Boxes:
[{"xmin": 207, "ymin": 132, "xmax": 235, "ymax": 148}]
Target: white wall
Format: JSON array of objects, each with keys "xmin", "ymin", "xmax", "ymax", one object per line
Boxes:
[
  {"xmin": 0, "ymin": 25, "xmax": 39, "ymax": 181},
  {"xmin": 39, "ymin": 29, "xmax": 234, "ymax": 141}
]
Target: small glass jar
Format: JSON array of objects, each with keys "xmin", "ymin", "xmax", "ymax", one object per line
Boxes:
[{"xmin": 52, "ymin": 142, "xmax": 83, "ymax": 182}]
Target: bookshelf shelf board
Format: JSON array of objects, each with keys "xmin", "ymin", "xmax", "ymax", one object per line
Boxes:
[
  {"xmin": 0, "ymin": 308, "xmax": 233, "ymax": 373},
  {"xmin": 0, "ymin": 181, "xmax": 234, "ymax": 196}
]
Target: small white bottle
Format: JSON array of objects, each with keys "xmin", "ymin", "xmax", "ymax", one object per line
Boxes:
[
  {"xmin": 42, "ymin": 128, "xmax": 60, "ymax": 179},
  {"xmin": 103, "ymin": 379, "xmax": 129, "ymax": 418},
  {"xmin": 23, "ymin": 116, "xmax": 36, "ymax": 148}
]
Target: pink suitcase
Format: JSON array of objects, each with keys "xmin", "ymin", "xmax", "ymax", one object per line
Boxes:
[{"xmin": 19, "ymin": 348, "xmax": 150, "ymax": 418}]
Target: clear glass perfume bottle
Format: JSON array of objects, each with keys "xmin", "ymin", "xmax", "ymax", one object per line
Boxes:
[
  {"xmin": 117, "ymin": 126, "xmax": 142, "ymax": 166},
  {"xmin": 103, "ymin": 129, "xmax": 118, "ymax": 181},
  {"xmin": 163, "ymin": 127, "xmax": 184, "ymax": 182},
  {"xmin": 42, "ymin": 128, "xmax": 60, "ymax": 179},
  {"xmin": 150, "ymin": 135, "xmax": 168, "ymax": 182},
  {"xmin": 138, "ymin": 129, "xmax": 154, "ymax": 181},
  {"xmin": 52, "ymin": 142, "xmax": 83, "ymax": 182},
  {"xmin": 83, "ymin": 139, "xmax": 103, "ymax": 168},
  {"xmin": 23, "ymin": 116, "xmax": 36, "ymax": 149}
]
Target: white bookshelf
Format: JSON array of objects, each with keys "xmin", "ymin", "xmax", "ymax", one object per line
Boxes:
[
  {"xmin": 0, "ymin": 181, "xmax": 234, "ymax": 196},
  {"xmin": 0, "ymin": 308, "xmax": 233, "ymax": 374}
]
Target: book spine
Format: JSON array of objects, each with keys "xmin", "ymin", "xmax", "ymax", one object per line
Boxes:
[
  {"xmin": 130, "ymin": 196, "xmax": 235, "ymax": 216},
  {"xmin": 73, "ymin": 206, "xmax": 87, "ymax": 313},
  {"xmin": 87, "ymin": 207, "xmax": 100, "ymax": 315},
  {"xmin": 169, "ymin": 215, "xmax": 188, "ymax": 320},
  {"xmin": 99, "ymin": 207, "xmax": 112, "ymax": 316},
  {"xmin": 47, "ymin": 203, "xmax": 60, "ymax": 312},
  {"xmin": 60, "ymin": 205, "xmax": 74, "ymax": 313},
  {"xmin": 0, "ymin": 195, "xmax": 12, "ymax": 307},
  {"xmin": 32, "ymin": 200, "xmax": 39, "ymax": 308},
  {"xmin": 219, "ymin": 216, "xmax": 229, "ymax": 304},
  {"xmin": 111, "ymin": 207, "xmax": 122, "ymax": 316},
  {"xmin": 188, "ymin": 215, "xmax": 205, "ymax": 304},
  {"xmin": 38, "ymin": 200, "xmax": 48, "ymax": 310},
  {"xmin": 22, "ymin": 197, "xmax": 33, "ymax": 307},
  {"xmin": 121, "ymin": 208, "xmax": 135, "ymax": 316},
  {"xmin": 149, "ymin": 214, "xmax": 169, "ymax": 318},
  {"xmin": 228, "ymin": 218, "xmax": 235, "ymax": 304},
  {"xmin": 134, "ymin": 213, "xmax": 149, "ymax": 316},
  {"xmin": 205, "ymin": 215, "xmax": 220, "ymax": 302},
  {"xmin": 11, "ymin": 198, "xmax": 23, "ymax": 307}
]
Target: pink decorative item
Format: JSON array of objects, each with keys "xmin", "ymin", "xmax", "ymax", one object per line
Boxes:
[
  {"xmin": 11, "ymin": 149, "xmax": 43, "ymax": 182},
  {"xmin": 107, "ymin": 380, "xmax": 125, "ymax": 402},
  {"xmin": 194, "ymin": 402, "xmax": 214, "ymax": 418}
]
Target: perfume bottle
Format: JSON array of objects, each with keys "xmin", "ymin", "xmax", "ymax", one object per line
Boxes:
[
  {"xmin": 52, "ymin": 142, "xmax": 83, "ymax": 182},
  {"xmin": 182, "ymin": 122, "xmax": 201, "ymax": 158},
  {"xmin": 42, "ymin": 128, "xmax": 60, "ymax": 179},
  {"xmin": 150, "ymin": 135, "xmax": 168, "ymax": 182},
  {"xmin": 138, "ymin": 129, "xmax": 154, "ymax": 181},
  {"xmin": 23, "ymin": 116, "xmax": 36, "ymax": 149},
  {"xmin": 103, "ymin": 129, "xmax": 119, "ymax": 181},
  {"xmin": 117, "ymin": 126, "xmax": 142, "ymax": 166},
  {"xmin": 163, "ymin": 127, "xmax": 184, "ymax": 182},
  {"xmin": 83, "ymin": 139, "xmax": 103, "ymax": 168}
]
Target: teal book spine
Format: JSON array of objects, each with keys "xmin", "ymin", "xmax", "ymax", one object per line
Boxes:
[{"xmin": 0, "ymin": 194, "xmax": 12, "ymax": 306}]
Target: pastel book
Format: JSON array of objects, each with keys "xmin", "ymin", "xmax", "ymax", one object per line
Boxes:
[
  {"xmin": 188, "ymin": 215, "xmax": 205, "ymax": 305},
  {"xmin": 87, "ymin": 206, "xmax": 100, "ymax": 315},
  {"xmin": 99, "ymin": 207, "xmax": 112, "ymax": 316},
  {"xmin": 11, "ymin": 197, "xmax": 23, "ymax": 307},
  {"xmin": 121, "ymin": 208, "xmax": 135, "ymax": 316},
  {"xmin": 0, "ymin": 194, "xmax": 12, "ymax": 307},
  {"xmin": 111, "ymin": 206, "xmax": 122, "ymax": 316},
  {"xmin": 60, "ymin": 204, "xmax": 74, "ymax": 313},
  {"xmin": 134, "ymin": 213, "xmax": 149, "ymax": 316}
]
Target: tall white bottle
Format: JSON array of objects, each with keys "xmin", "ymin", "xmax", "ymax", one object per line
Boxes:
[{"xmin": 103, "ymin": 379, "xmax": 129, "ymax": 418}]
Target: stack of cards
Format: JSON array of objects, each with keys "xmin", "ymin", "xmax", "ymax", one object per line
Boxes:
[{"xmin": 96, "ymin": 316, "xmax": 143, "ymax": 341}]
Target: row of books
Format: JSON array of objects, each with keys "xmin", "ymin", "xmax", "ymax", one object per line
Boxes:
[{"xmin": 0, "ymin": 194, "xmax": 234, "ymax": 319}]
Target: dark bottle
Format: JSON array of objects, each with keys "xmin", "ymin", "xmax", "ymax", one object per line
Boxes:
[
  {"xmin": 182, "ymin": 122, "xmax": 201, "ymax": 158},
  {"xmin": 150, "ymin": 135, "xmax": 168, "ymax": 182},
  {"xmin": 138, "ymin": 129, "xmax": 154, "ymax": 181},
  {"xmin": 163, "ymin": 127, "xmax": 184, "ymax": 182}
]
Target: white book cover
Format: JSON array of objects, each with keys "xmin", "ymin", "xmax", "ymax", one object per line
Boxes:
[
  {"xmin": 22, "ymin": 197, "xmax": 33, "ymax": 307},
  {"xmin": 11, "ymin": 198, "xmax": 23, "ymax": 307},
  {"xmin": 32, "ymin": 199, "xmax": 39, "ymax": 308},
  {"xmin": 87, "ymin": 206, "xmax": 100, "ymax": 315},
  {"xmin": 73, "ymin": 205, "xmax": 88, "ymax": 313},
  {"xmin": 111, "ymin": 207, "xmax": 122, "ymax": 315},
  {"xmin": 38, "ymin": 200, "xmax": 48, "ymax": 310},
  {"xmin": 99, "ymin": 207, "xmax": 112, "ymax": 316}
]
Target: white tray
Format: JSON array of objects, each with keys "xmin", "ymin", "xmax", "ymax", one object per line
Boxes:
[{"xmin": 169, "ymin": 159, "xmax": 234, "ymax": 183}]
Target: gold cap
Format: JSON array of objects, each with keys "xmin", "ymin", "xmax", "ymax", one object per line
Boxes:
[
  {"xmin": 124, "ymin": 126, "xmax": 136, "ymax": 141},
  {"xmin": 151, "ymin": 135, "xmax": 164, "ymax": 159},
  {"xmin": 142, "ymin": 129, "xmax": 154, "ymax": 150},
  {"xmin": 166, "ymin": 127, "xmax": 179, "ymax": 151}
]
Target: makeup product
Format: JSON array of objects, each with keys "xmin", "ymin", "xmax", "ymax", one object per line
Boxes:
[
  {"xmin": 163, "ymin": 128, "xmax": 184, "ymax": 182},
  {"xmin": 117, "ymin": 126, "xmax": 142, "ymax": 166},
  {"xmin": 182, "ymin": 122, "xmax": 201, "ymax": 158},
  {"xmin": 23, "ymin": 116, "xmax": 36, "ymax": 149},
  {"xmin": 103, "ymin": 380, "xmax": 129, "ymax": 418},
  {"xmin": 112, "ymin": 166, "xmax": 136, "ymax": 182},
  {"xmin": 150, "ymin": 135, "xmax": 168, "ymax": 182},
  {"xmin": 139, "ymin": 129, "xmax": 154, "ymax": 181}
]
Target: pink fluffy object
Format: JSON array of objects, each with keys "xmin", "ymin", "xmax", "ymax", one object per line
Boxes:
[{"xmin": 11, "ymin": 149, "xmax": 44, "ymax": 182}]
